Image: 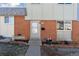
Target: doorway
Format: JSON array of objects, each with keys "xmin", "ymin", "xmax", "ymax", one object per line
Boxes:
[{"xmin": 30, "ymin": 21, "xmax": 41, "ymax": 40}]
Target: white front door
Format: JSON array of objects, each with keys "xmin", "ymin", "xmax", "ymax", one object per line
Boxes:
[{"xmin": 30, "ymin": 21, "xmax": 40, "ymax": 39}]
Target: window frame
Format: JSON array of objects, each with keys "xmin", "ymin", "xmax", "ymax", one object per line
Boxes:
[{"xmin": 57, "ymin": 20, "xmax": 72, "ymax": 31}]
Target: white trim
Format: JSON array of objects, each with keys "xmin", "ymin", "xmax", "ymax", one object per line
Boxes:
[
  {"xmin": 56, "ymin": 20, "xmax": 72, "ymax": 41},
  {"xmin": 56, "ymin": 20, "xmax": 72, "ymax": 31},
  {"xmin": 30, "ymin": 20, "xmax": 41, "ymax": 39}
]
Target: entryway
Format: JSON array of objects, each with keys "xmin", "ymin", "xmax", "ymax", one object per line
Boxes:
[
  {"xmin": 26, "ymin": 20, "xmax": 41, "ymax": 56},
  {"xmin": 29, "ymin": 20, "xmax": 41, "ymax": 45},
  {"xmin": 30, "ymin": 21, "xmax": 40, "ymax": 40}
]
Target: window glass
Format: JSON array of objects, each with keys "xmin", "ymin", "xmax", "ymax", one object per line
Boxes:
[
  {"xmin": 4, "ymin": 16, "xmax": 14, "ymax": 24},
  {"xmin": 4, "ymin": 16, "xmax": 9, "ymax": 23},
  {"xmin": 32, "ymin": 23, "xmax": 38, "ymax": 28},
  {"xmin": 9, "ymin": 16, "xmax": 14, "ymax": 24},
  {"xmin": 57, "ymin": 21, "xmax": 64, "ymax": 30},
  {"xmin": 57, "ymin": 21, "xmax": 71, "ymax": 30},
  {"xmin": 32, "ymin": 23, "xmax": 38, "ymax": 33},
  {"xmin": 64, "ymin": 21, "xmax": 71, "ymax": 30}
]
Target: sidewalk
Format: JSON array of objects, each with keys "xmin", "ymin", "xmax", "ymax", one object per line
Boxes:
[{"xmin": 25, "ymin": 39, "xmax": 41, "ymax": 56}]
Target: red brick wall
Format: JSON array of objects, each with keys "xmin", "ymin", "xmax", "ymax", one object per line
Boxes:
[
  {"xmin": 41, "ymin": 20, "xmax": 57, "ymax": 41},
  {"xmin": 14, "ymin": 18, "xmax": 57, "ymax": 41},
  {"xmin": 72, "ymin": 20, "xmax": 79, "ymax": 43},
  {"xmin": 14, "ymin": 16, "xmax": 30, "ymax": 40}
]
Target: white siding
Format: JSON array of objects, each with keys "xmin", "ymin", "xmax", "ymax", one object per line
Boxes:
[
  {"xmin": 64, "ymin": 31, "xmax": 72, "ymax": 41},
  {"xmin": 42, "ymin": 3, "xmax": 55, "ymax": 20},
  {"xmin": 0, "ymin": 16, "xmax": 14, "ymax": 37},
  {"xmin": 73, "ymin": 3, "xmax": 77, "ymax": 20},
  {"xmin": 54, "ymin": 3, "xmax": 64, "ymax": 20},
  {"xmin": 8, "ymin": 16, "xmax": 14, "ymax": 37},
  {"xmin": 7, "ymin": 25, "xmax": 14, "ymax": 37},
  {"xmin": 0, "ymin": 16, "xmax": 5, "ymax": 36},
  {"xmin": 26, "ymin": 3, "xmax": 55, "ymax": 20},
  {"xmin": 57, "ymin": 31, "xmax": 72, "ymax": 41},
  {"xmin": 26, "ymin": 3, "xmax": 76, "ymax": 20},
  {"xmin": 26, "ymin": 4, "xmax": 32, "ymax": 20},
  {"xmin": 57, "ymin": 31, "xmax": 64, "ymax": 41},
  {"xmin": 64, "ymin": 4, "xmax": 73, "ymax": 20},
  {"xmin": 27, "ymin": 3, "xmax": 42, "ymax": 20}
]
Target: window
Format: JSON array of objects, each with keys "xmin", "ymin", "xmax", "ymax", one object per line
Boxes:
[
  {"xmin": 32, "ymin": 23, "xmax": 38, "ymax": 33},
  {"xmin": 4, "ymin": 16, "xmax": 9, "ymax": 23},
  {"xmin": 57, "ymin": 21, "xmax": 71, "ymax": 30},
  {"xmin": 64, "ymin": 21, "xmax": 71, "ymax": 30},
  {"xmin": 57, "ymin": 21, "xmax": 64, "ymax": 30},
  {"xmin": 4, "ymin": 16, "xmax": 14, "ymax": 24}
]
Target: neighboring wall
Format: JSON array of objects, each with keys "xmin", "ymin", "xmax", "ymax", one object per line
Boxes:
[
  {"xmin": 72, "ymin": 20, "xmax": 79, "ymax": 43},
  {"xmin": 72, "ymin": 3, "xmax": 79, "ymax": 43},
  {"xmin": 0, "ymin": 16, "xmax": 14, "ymax": 37},
  {"xmin": 72, "ymin": 4, "xmax": 79, "ymax": 43},
  {"xmin": 41, "ymin": 20, "xmax": 57, "ymax": 41},
  {"xmin": 14, "ymin": 16, "xmax": 30, "ymax": 40}
]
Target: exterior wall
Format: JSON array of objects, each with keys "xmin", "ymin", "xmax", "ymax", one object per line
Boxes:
[
  {"xmin": 0, "ymin": 3, "xmax": 77, "ymax": 42},
  {"xmin": 54, "ymin": 3, "xmax": 64, "ymax": 20},
  {"xmin": 64, "ymin": 3, "xmax": 73, "ymax": 20},
  {"xmin": 57, "ymin": 31, "xmax": 72, "ymax": 41},
  {"xmin": 41, "ymin": 3, "xmax": 55, "ymax": 20},
  {"xmin": 14, "ymin": 16, "xmax": 30, "ymax": 40},
  {"xmin": 55, "ymin": 3, "xmax": 74, "ymax": 20},
  {"xmin": 72, "ymin": 20, "xmax": 79, "ymax": 43},
  {"xmin": 73, "ymin": 3, "xmax": 77, "ymax": 20},
  {"xmin": 77, "ymin": 3, "xmax": 79, "ymax": 20},
  {"xmin": 26, "ymin": 3, "xmax": 42, "ymax": 20},
  {"xmin": 0, "ymin": 16, "xmax": 14, "ymax": 37},
  {"xmin": 57, "ymin": 31, "xmax": 64, "ymax": 41},
  {"xmin": 41, "ymin": 20, "xmax": 57, "ymax": 41},
  {"xmin": 57, "ymin": 21, "xmax": 72, "ymax": 41},
  {"xmin": 26, "ymin": 3, "xmax": 76, "ymax": 21},
  {"xmin": 71, "ymin": 3, "xmax": 79, "ymax": 43},
  {"xmin": 26, "ymin": 3, "xmax": 55, "ymax": 20}
]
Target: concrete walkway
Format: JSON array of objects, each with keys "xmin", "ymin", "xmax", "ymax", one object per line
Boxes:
[{"xmin": 25, "ymin": 39, "xmax": 41, "ymax": 56}]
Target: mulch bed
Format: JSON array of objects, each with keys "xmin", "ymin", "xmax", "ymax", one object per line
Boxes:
[
  {"xmin": 41, "ymin": 45, "xmax": 79, "ymax": 56},
  {"xmin": 0, "ymin": 42, "xmax": 29, "ymax": 56}
]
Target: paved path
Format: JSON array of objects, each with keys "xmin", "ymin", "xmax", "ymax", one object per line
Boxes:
[{"xmin": 25, "ymin": 39, "xmax": 41, "ymax": 56}]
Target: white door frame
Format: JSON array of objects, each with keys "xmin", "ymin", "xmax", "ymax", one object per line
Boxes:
[{"xmin": 30, "ymin": 20, "xmax": 41, "ymax": 39}]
